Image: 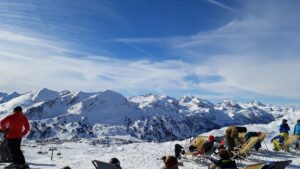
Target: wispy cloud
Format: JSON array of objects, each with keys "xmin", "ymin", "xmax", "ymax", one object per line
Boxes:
[
  {"xmin": 205, "ymin": 0, "xmax": 237, "ymax": 13},
  {"xmin": 169, "ymin": 1, "xmax": 300, "ymax": 99},
  {"xmin": 0, "ymin": 29, "xmax": 222, "ymax": 97},
  {"xmin": 0, "ymin": 30, "xmax": 69, "ymax": 53},
  {"xmin": 1, "ymin": 0, "xmax": 300, "ymax": 105},
  {"xmin": 116, "ymin": 39, "xmax": 155, "ymax": 58},
  {"xmin": 109, "ymin": 1, "xmax": 300, "ymax": 100}
]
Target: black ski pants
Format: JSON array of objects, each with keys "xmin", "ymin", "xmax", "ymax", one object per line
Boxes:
[{"xmin": 7, "ymin": 138, "xmax": 25, "ymax": 165}]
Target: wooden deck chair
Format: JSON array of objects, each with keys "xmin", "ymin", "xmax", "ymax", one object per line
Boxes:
[
  {"xmin": 232, "ymin": 136, "xmax": 260, "ymax": 159},
  {"xmin": 258, "ymin": 133, "xmax": 266, "ymax": 142},
  {"xmin": 258, "ymin": 133, "xmax": 268, "ymax": 150},
  {"xmin": 240, "ymin": 163, "xmax": 265, "ymax": 169},
  {"xmin": 92, "ymin": 160, "xmax": 119, "ymax": 169},
  {"xmin": 282, "ymin": 135, "xmax": 298, "ymax": 150},
  {"xmin": 185, "ymin": 136, "xmax": 206, "ymax": 156}
]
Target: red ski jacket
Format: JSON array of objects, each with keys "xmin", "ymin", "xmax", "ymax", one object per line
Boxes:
[{"xmin": 0, "ymin": 111, "xmax": 30, "ymax": 139}]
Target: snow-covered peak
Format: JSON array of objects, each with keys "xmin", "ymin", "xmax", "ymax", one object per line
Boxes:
[
  {"xmin": 8, "ymin": 91, "xmax": 20, "ymax": 98},
  {"xmin": 32, "ymin": 88, "xmax": 59, "ymax": 102},
  {"xmin": 129, "ymin": 94, "xmax": 178, "ymax": 116},
  {"xmin": 250, "ymin": 100, "xmax": 266, "ymax": 107},
  {"xmin": 130, "ymin": 93, "xmax": 174, "ymax": 103},
  {"xmin": 67, "ymin": 90, "xmax": 142, "ymax": 125},
  {"xmin": 0, "ymin": 91, "xmax": 20, "ymax": 103},
  {"xmin": 0, "ymin": 92, "xmax": 7, "ymax": 97},
  {"xmin": 179, "ymin": 96, "xmax": 214, "ymax": 107},
  {"xmin": 221, "ymin": 98, "xmax": 239, "ymax": 105},
  {"xmin": 217, "ymin": 99, "xmax": 243, "ymax": 110},
  {"xmin": 96, "ymin": 90, "xmax": 128, "ymax": 104}
]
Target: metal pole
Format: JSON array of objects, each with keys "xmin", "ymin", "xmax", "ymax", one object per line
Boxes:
[
  {"xmin": 51, "ymin": 149, "xmax": 54, "ymax": 160},
  {"xmin": 49, "ymin": 147, "xmax": 57, "ymax": 160}
]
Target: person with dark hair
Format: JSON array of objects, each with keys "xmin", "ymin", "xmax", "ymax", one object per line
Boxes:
[
  {"xmin": 61, "ymin": 166, "xmax": 71, "ymax": 169},
  {"xmin": 224, "ymin": 126, "xmax": 244, "ymax": 151},
  {"xmin": 174, "ymin": 144, "xmax": 184, "ymax": 159},
  {"xmin": 294, "ymin": 119, "xmax": 300, "ymax": 135},
  {"xmin": 161, "ymin": 156, "xmax": 178, "ymax": 169},
  {"xmin": 236, "ymin": 126, "xmax": 247, "ymax": 133},
  {"xmin": 109, "ymin": 158, "xmax": 122, "ymax": 169},
  {"xmin": 294, "ymin": 119, "xmax": 300, "ymax": 149},
  {"xmin": 0, "ymin": 106, "xmax": 30, "ymax": 169},
  {"xmin": 208, "ymin": 149, "xmax": 237, "ymax": 169},
  {"xmin": 279, "ymin": 119, "xmax": 290, "ymax": 140}
]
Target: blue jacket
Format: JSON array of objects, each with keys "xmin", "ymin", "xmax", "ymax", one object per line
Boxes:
[
  {"xmin": 279, "ymin": 123, "xmax": 290, "ymax": 133},
  {"xmin": 271, "ymin": 135, "xmax": 285, "ymax": 144},
  {"xmin": 294, "ymin": 124, "xmax": 300, "ymax": 135}
]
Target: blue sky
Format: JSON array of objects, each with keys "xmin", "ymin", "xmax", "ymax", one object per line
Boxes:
[{"xmin": 0, "ymin": 0, "xmax": 300, "ymax": 106}]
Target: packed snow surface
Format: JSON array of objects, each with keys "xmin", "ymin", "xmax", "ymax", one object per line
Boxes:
[{"xmin": 5, "ymin": 111, "xmax": 300, "ymax": 169}]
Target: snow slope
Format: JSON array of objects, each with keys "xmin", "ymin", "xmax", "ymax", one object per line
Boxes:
[{"xmin": 12, "ymin": 111, "xmax": 300, "ymax": 169}]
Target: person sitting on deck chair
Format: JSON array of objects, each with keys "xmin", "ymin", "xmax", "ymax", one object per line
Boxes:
[
  {"xmin": 197, "ymin": 135, "xmax": 220, "ymax": 156},
  {"xmin": 208, "ymin": 148, "xmax": 237, "ymax": 169},
  {"xmin": 224, "ymin": 126, "xmax": 245, "ymax": 151},
  {"xmin": 174, "ymin": 135, "xmax": 220, "ymax": 159},
  {"xmin": 271, "ymin": 134, "xmax": 285, "ymax": 151}
]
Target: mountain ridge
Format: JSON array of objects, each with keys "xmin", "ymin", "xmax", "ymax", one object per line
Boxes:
[{"xmin": 0, "ymin": 88, "xmax": 295, "ymax": 141}]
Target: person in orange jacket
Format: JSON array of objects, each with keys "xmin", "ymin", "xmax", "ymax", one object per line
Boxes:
[{"xmin": 1, "ymin": 106, "xmax": 30, "ymax": 169}]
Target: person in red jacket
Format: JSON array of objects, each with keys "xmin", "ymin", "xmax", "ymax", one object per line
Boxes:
[{"xmin": 0, "ymin": 106, "xmax": 30, "ymax": 169}]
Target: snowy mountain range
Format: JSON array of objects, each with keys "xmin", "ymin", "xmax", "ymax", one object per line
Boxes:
[{"xmin": 0, "ymin": 88, "xmax": 295, "ymax": 141}]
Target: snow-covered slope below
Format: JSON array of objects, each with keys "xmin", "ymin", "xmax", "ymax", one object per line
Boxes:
[
  {"xmin": 0, "ymin": 89, "xmax": 295, "ymax": 141},
  {"xmin": 19, "ymin": 111, "xmax": 300, "ymax": 169}
]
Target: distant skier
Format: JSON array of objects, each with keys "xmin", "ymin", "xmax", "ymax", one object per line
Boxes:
[
  {"xmin": 0, "ymin": 106, "xmax": 30, "ymax": 169},
  {"xmin": 293, "ymin": 119, "xmax": 300, "ymax": 149}
]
